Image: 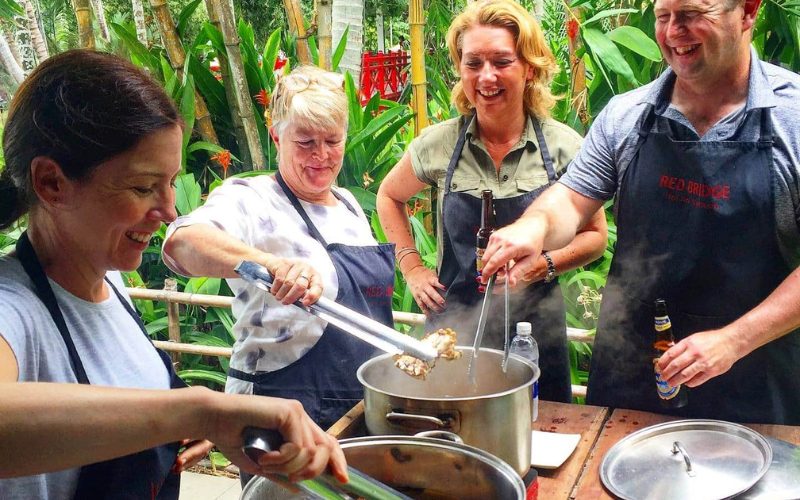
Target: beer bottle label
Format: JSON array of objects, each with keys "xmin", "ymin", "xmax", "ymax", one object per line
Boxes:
[
  {"xmin": 654, "ymin": 358, "xmax": 681, "ymax": 400},
  {"xmin": 476, "ymin": 248, "xmax": 485, "ymax": 273},
  {"xmin": 654, "ymin": 315, "xmax": 671, "ymax": 332}
]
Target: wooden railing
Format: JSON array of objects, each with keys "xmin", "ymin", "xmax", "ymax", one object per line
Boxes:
[{"xmin": 127, "ymin": 286, "xmax": 593, "ymax": 398}]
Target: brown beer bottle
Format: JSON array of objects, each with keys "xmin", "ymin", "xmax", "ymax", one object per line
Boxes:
[
  {"xmin": 653, "ymin": 299, "xmax": 688, "ymax": 409},
  {"xmin": 476, "ymin": 190, "xmax": 495, "ymax": 293}
]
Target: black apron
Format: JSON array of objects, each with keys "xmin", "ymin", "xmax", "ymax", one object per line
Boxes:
[
  {"xmin": 15, "ymin": 232, "xmax": 185, "ymax": 499},
  {"xmin": 228, "ymin": 173, "xmax": 395, "ymax": 430},
  {"xmin": 585, "ymin": 103, "xmax": 800, "ymax": 424},
  {"xmin": 427, "ymin": 115, "xmax": 572, "ymax": 403}
]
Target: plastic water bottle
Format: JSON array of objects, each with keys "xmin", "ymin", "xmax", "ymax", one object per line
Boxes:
[{"xmin": 510, "ymin": 322, "xmax": 539, "ymax": 422}]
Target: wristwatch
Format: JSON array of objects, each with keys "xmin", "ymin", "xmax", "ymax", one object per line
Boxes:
[{"xmin": 543, "ymin": 252, "xmax": 556, "ymax": 283}]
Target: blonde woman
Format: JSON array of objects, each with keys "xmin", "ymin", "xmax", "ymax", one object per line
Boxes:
[
  {"xmin": 376, "ymin": 0, "xmax": 607, "ymax": 402},
  {"xmin": 163, "ymin": 66, "xmax": 395, "ymax": 440}
]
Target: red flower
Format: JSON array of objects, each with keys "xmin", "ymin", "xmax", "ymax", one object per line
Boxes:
[
  {"xmin": 254, "ymin": 89, "xmax": 270, "ymax": 108},
  {"xmin": 211, "ymin": 150, "xmax": 232, "ymax": 178},
  {"xmin": 567, "ymin": 19, "xmax": 580, "ymax": 42}
]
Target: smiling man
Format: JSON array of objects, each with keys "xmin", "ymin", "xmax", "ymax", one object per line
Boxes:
[{"xmin": 479, "ymin": 0, "xmax": 800, "ymax": 424}]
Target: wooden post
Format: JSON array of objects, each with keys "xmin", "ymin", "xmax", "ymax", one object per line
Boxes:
[{"xmin": 164, "ymin": 278, "xmax": 181, "ymax": 366}]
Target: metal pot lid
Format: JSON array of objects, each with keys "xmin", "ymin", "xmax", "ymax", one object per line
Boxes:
[
  {"xmin": 737, "ymin": 437, "xmax": 800, "ymax": 499},
  {"xmin": 600, "ymin": 419, "xmax": 772, "ymax": 500}
]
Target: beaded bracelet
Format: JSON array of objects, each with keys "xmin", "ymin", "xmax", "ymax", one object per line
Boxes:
[{"xmin": 543, "ymin": 252, "xmax": 556, "ymax": 283}]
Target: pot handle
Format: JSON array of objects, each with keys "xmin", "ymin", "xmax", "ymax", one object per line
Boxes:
[
  {"xmin": 386, "ymin": 411, "xmax": 446, "ymax": 427},
  {"xmin": 414, "ymin": 430, "xmax": 464, "ymax": 444}
]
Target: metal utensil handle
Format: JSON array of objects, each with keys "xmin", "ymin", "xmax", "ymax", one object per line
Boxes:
[
  {"xmin": 235, "ymin": 261, "xmax": 437, "ymax": 361},
  {"xmin": 502, "ymin": 265, "xmax": 510, "ymax": 373},
  {"xmin": 385, "ymin": 411, "xmax": 447, "ymax": 427},
  {"xmin": 468, "ymin": 274, "xmax": 495, "ymax": 384},
  {"xmin": 671, "ymin": 441, "xmax": 696, "ymax": 477},
  {"xmin": 413, "ymin": 430, "xmax": 464, "ymax": 444}
]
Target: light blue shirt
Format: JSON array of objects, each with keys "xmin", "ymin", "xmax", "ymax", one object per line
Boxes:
[{"xmin": 561, "ymin": 48, "xmax": 800, "ymax": 265}]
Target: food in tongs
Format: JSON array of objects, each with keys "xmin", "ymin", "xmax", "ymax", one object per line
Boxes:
[{"xmin": 394, "ymin": 328, "xmax": 461, "ymax": 379}]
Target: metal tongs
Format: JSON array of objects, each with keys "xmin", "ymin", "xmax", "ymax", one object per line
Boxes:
[
  {"xmin": 467, "ymin": 273, "xmax": 495, "ymax": 384},
  {"xmin": 235, "ymin": 260, "xmax": 437, "ymax": 362},
  {"xmin": 243, "ymin": 427, "xmax": 412, "ymax": 500},
  {"xmin": 467, "ymin": 265, "xmax": 512, "ymax": 384}
]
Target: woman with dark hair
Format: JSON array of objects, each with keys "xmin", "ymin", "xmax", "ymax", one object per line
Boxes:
[{"xmin": 0, "ymin": 50, "xmax": 346, "ymax": 499}]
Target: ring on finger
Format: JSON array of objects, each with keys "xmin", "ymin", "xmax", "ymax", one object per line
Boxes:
[{"xmin": 298, "ymin": 274, "xmax": 310, "ymax": 283}]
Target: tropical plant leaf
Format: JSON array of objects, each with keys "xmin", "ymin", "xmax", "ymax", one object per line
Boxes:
[
  {"xmin": 582, "ymin": 8, "xmax": 638, "ymax": 26},
  {"xmin": 178, "ymin": 369, "xmax": 228, "ymax": 387},
  {"xmin": 174, "ymin": 173, "xmax": 202, "ymax": 216},
  {"xmin": 178, "ymin": 76, "xmax": 197, "ymax": 168},
  {"xmin": 177, "ymin": 0, "xmax": 203, "ymax": 38},
  {"xmin": 109, "ymin": 22, "xmax": 159, "ymax": 73},
  {"xmin": 263, "ymin": 28, "xmax": 282, "ymax": 86},
  {"xmin": 582, "ymin": 27, "xmax": 638, "ymax": 87},
  {"xmin": 185, "ymin": 276, "xmax": 221, "ymax": 295},
  {"xmin": 607, "ymin": 26, "xmax": 662, "ymax": 62},
  {"xmin": 332, "ymin": 25, "xmax": 349, "ymax": 71}
]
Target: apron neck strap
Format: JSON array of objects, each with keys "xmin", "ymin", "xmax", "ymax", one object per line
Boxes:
[
  {"xmin": 16, "ymin": 231, "xmax": 91, "ymax": 384},
  {"xmin": 758, "ymin": 107, "xmax": 774, "ymax": 146},
  {"xmin": 274, "ymin": 171, "xmax": 356, "ymax": 247},
  {"xmin": 531, "ymin": 117, "xmax": 558, "ymax": 182},
  {"xmin": 444, "ymin": 114, "xmax": 473, "ymax": 196},
  {"xmin": 15, "ymin": 232, "xmax": 153, "ymax": 384}
]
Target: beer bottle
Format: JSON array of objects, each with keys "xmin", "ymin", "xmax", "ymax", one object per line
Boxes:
[
  {"xmin": 653, "ymin": 299, "xmax": 688, "ymax": 409},
  {"xmin": 476, "ymin": 190, "xmax": 495, "ymax": 293}
]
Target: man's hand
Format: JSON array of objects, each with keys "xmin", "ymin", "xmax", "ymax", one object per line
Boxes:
[
  {"xmin": 657, "ymin": 328, "xmax": 743, "ymax": 388},
  {"xmin": 481, "ymin": 215, "xmax": 547, "ymax": 287}
]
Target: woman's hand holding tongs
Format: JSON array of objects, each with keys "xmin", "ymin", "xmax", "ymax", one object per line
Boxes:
[{"xmin": 263, "ymin": 255, "xmax": 324, "ymax": 306}]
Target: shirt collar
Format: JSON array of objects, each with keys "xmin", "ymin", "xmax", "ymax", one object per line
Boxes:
[
  {"xmin": 465, "ymin": 113, "xmax": 538, "ymax": 150},
  {"xmin": 643, "ymin": 46, "xmax": 777, "ymax": 113}
]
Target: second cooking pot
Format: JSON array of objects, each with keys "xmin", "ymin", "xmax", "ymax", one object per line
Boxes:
[
  {"xmin": 240, "ymin": 435, "xmax": 526, "ymax": 500},
  {"xmin": 358, "ymin": 346, "xmax": 538, "ymax": 476}
]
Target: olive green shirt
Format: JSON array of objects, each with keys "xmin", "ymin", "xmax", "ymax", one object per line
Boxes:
[{"xmin": 409, "ymin": 115, "xmax": 583, "ymax": 268}]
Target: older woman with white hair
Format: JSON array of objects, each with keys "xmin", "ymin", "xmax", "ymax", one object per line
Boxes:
[{"xmin": 162, "ymin": 66, "xmax": 394, "ymax": 439}]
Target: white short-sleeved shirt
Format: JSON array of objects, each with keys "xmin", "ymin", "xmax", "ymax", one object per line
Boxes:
[{"xmin": 162, "ymin": 175, "xmax": 378, "ymax": 394}]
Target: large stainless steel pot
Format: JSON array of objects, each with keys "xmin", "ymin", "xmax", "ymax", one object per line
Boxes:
[
  {"xmin": 240, "ymin": 435, "xmax": 526, "ymax": 499},
  {"xmin": 357, "ymin": 347, "xmax": 538, "ymax": 476}
]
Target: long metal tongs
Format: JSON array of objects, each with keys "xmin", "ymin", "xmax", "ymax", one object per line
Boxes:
[
  {"xmin": 467, "ymin": 274, "xmax": 495, "ymax": 384},
  {"xmin": 501, "ymin": 265, "xmax": 511, "ymax": 372},
  {"xmin": 235, "ymin": 260, "xmax": 437, "ymax": 362}
]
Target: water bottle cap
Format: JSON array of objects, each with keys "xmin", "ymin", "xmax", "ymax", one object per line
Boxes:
[{"xmin": 516, "ymin": 322, "xmax": 532, "ymax": 335}]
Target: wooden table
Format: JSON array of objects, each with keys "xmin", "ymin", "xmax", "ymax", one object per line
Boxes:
[{"xmin": 327, "ymin": 401, "xmax": 800, "ymax": 499}]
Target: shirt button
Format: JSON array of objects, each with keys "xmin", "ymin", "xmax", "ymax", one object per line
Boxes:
[
  {"xmin": 451, "ymin": 183, "xmax": 457, "ymax": 189},
  {"xmin": 502, "ymin": 175, "xmax": 509, "ymax": 181}
]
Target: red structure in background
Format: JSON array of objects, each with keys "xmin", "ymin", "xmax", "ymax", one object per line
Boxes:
[{"xmin": 360, "ymin": 50, "xmax": 409, "ymax": 105}]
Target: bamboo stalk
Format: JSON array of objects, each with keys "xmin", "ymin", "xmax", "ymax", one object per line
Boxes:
[
  {"xmin": 164, "ymin": 278, "xmax": 181, "ymax": 365},
  {"xmin": 316, "ymin": 0, "xmax": 332, "ymax": 70},
  {"xmin": 153, "ymin": 340, "xmax": 232, "ymax": 357},
  {"xmin": 0, "ymin": 30, "xmax": 24, "ymax": 84},
  {"xmin": 205, "ymin": 0, "xmax": 253, "ymax": 168},
  {"xmin": 89, "ymin": 0, "xmax": 110, "ymax": 42},
  {"xmin": 22, "ymin": 0, "xmax": 47, "ymax": 60},
  {"xmin": 215, "ymin": 0, "xmax": 265, "ymax": 169},
  {"xmin": 131, "ymin": 0, "xmax": 148, "ymax": 45},
  {"xmin": 72, "ymin": 0, "xmax": 95, "ymax": 49},
  {"xmin": 408, "ymin": 0, "xmax": 428, "ymax": 135},
  {"xmin": 127, "ymin": 287, "xmax": 234, "ymax": 307},
  {"xmin": 282, "ymin": 0, "xmax": 311, "ymax": 65},
  {"xmin": 149, "ymin": 0, "xmax": 220, "ymax": 145}
]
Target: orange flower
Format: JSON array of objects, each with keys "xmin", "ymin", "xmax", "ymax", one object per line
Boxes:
[
  {"xmin": 406, "ymin": 199, "xmax": 424, "ymax": 217},
  {"xmin": 254, "ymin": 89, "xmax": 270, "ymax": 108},
  {"xmin": 211, "ymin": 150, "xmax": 232, "ymax": 178},
  {"xmin": 566, "ymin": 19, "xmax": 579, "ymax": 42}
]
